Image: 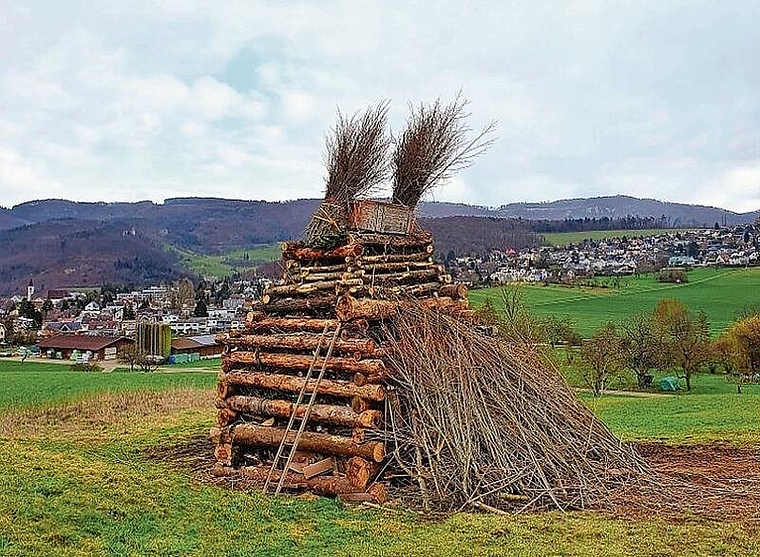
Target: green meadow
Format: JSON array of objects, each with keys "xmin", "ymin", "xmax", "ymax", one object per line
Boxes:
[
  {"xmin": 470, "ymin": 267, "xmax": 760, "ymax": 337},
  {"xmin": 167, "ymin": 243, "xmax": 280, "ymax": 278},
  {"xmin": 1, "ymin": 360, "xmax": 759, "ymax": 555}
]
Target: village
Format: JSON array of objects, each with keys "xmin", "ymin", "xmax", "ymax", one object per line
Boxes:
[
  {"xmin": 0, "ymin": 276, "xmax": 271, "ymax": 363},
  {"xmin": 453, "ymin": 224, "xmax": 760, "ymax": 285}
]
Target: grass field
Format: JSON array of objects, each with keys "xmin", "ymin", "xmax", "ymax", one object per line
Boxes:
[
  {"xmin": 167, "ymin": 243, "xmax": 280, "ymax": 278},
  {"xmin": 470, "ymin": 267, "xmax": 760, "ymax": 336},
  {"xmin": 0, "ymin": 360, "xmax": 216, "ymax": 411},
  {"xmin": 540, "ymin": 228, "xmax": 692, "ymax": 246},
  {"xmin": 1, "ymin": 359, "xmax": 760, "ymax": 555}
]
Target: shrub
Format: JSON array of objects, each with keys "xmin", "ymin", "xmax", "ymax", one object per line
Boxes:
[
  {"xmin": 70, "ymin": 362, "xmax": 104, "ymax": 372},
  {"xmin": 657, "ymin": 269, "xmax": 688, "ymax": 283}
]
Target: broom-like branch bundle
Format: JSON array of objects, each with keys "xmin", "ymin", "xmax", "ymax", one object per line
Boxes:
[
  {"xmin": 381, "ymin": 302, "xmax": 646, "ymax": 512},
  {"xmin": 392, "ymin": 95, "xmax": 496, "ymax": 208},
  {"xmin": 306, "ymin": 102, "xmax": 391, "ymax": 246}
]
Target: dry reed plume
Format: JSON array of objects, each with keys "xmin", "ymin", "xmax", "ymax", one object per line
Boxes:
[
  {"xmin": 391, "ymin": 95, "xmax": 495, "ymax": 208},
  {"xmin": 305, "ymin": 102, "xmax": 391, "ymax": 246}
]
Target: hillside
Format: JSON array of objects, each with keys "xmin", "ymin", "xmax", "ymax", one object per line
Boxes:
[
  {"xmin": 2, "ymin": 195, "xmax": 758, "ymax": 295},
  {"xmin": 420, "ymin": 195, "xmax": 759, "ymax": 226}
]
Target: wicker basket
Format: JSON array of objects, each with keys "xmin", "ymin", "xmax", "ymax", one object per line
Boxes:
[{"xmin": 349, "ymin": 200, "xmax": 415, "ymax": 235}]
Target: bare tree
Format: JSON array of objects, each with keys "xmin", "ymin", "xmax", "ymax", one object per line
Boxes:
[
  {"xmin": 620, "ymin": 312, "xmax": 660, "ymax": 389},
  {"xmin": 118, "ymin": 344, "xmax": 140, "ymax": 372},
  {"xmin": 581, "ymin": 323, "xmax": 625, "ymax": 397},
  {"xmin": 653, "ymin": 299, "xmax": 711, "ymax": 391}
]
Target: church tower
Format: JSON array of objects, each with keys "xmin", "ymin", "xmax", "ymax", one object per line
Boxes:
[{"xmin": 27, "ymin": 278, "xmax": 34, "ymax": 302}]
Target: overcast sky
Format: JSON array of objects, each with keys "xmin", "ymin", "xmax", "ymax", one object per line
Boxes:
[{"xmin": 1, "ymin": 1, "xmax": 759, "ymax": 211}]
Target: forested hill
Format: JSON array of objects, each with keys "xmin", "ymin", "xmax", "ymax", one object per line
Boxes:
[{"xmin": 0, "ymin": 195, "xmax": 757, "ymax": 295}]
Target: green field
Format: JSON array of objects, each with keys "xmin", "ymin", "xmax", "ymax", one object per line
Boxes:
[
  {"xmin": 541, "ymin": 228, "xmax": 691, "ymax": 246},
  {"xmin": 471, "ymin": 267, "xmax": 760, "ymax": 337},
  {"xmin": 167, "ymin": 243, "xmax": 280, "ymax": 278},
  {"xmin": 1, "ymin": 359, "xmax": 759, "ymax": 555},
  {"xmin": 0, "ymin": 360, "xmax": 216, "ymax": 411}
]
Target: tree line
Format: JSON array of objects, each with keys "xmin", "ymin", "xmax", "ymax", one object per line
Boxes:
[{"xmin": 476, "ymin": 287, "xmax": 760, "ymax": 396}]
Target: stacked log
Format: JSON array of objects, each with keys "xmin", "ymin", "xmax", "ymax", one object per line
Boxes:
[{"xmin": 212, "ymin": 230, "xmax": 469, "ymax": 501}]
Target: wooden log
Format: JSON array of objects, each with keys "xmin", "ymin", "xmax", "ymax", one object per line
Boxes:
[
  {"xmin": 439, "ymin": 283, "xmax": 469, "ymax": 300},
  {"xmin": 214, "ymin": 443, "xmax": 233, "ymax": 464},
  {"xmin": 345, "ymin": 456, "xmax": 380, "ymax": 489},
  {"xmin": 231, "ymin": 423, "xmax": 385, "ymax": 462},
  {"xmin": 221, "ymin": 371, "xmax": 386, "ymax": 401},
  {"xmin": 243, "ymin": 317, "xmax": 340, "ymax": 334},
  {"xmin": 265, "ymin": 279, "xmax": 361, "ymax": 297},
  {"xmin": 282, "ymin": 243, "xmax": 363, "ymax": 262},
  {"xmin": 245, "ymin": 311, "xmax": 267, "ymax": 325},
  {"xmin": 351, "ymin": 397, "xmax": 374, "ymax": 413},
  {"xmin": 335, "ymin": 295, "xmax": 399, "ymax": 322},
  {"xmin": 396, "ymin": 281, "xmax": 441, "ymax": 296},
  {"xmin": 363, "ymin": 268, "xmax": 441, "ymax": 285},
  {"xmin": 217, "ymin": 408, "xmax": 237, "ymax": 427},
  {"xmin": 359, "ymin": 252, "xmax": 433, "ymax": 264},
  {"xmin": 348, "ymin": 232, "xmax": 432, "ymax": 248},
  {"xmin": 213, "ymin": 464, "xmax": 383, "ymax": 497},
  {"xmin": 293, "ymin": 261, "xmax": 349, "ymax": 274},
  {"xmin": 300, "ymin": 270, "xmax": 364, "ymax": 282},
  {"xmin": 362, "ymin": 261, "xmax": 436, "ymax": 273},
  {"xmin": 338, "ymin": 483, "xmax": 389, "ymax": 503},
  {"xmin": 260, "ymin": 294, "xmax": 336, "ymax": 313},
  {"xmin": 223, "ymin": 351, "xmax": 386, "ymax": 377},
  {"xmin": 219, "ymin": 333, "xmax": 377, "ymax": 356},
  {"xmin": 222, "ymin": 395, "xmax": 382, "ymax": 428}
]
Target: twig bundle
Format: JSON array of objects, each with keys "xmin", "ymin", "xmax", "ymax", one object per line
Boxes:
[
  {"xmin": 381, "ymin": 302, "xmax": 646, "ymax": 512},
  {"xmin": 391, "ymin": 95, "xmax": 495, "ymax": 208},
  {"xmin": 306, "ymin": 103, "xmax": 391, "ymax": 246}
]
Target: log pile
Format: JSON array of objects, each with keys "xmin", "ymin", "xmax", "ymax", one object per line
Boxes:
[{"xmin": 212, "ymin": 229, "xmax": 469, "ymax": 501}]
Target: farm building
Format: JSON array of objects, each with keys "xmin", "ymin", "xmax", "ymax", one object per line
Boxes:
[
  {"xmin": 171, "ymin": 334, "xmax": 223, "ymax": 359},
  {"xmin": 38, "ymin": 334, "xmax": 134, "ymax": 361}
]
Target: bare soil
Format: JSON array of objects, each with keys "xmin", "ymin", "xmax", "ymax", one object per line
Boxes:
[{"xmin": 607, "ymin": 442, "xmax": 760, "ymax": 523}]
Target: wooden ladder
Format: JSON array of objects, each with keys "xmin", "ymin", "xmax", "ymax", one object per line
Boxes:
[{"xmin": 263, "ymin": 322, "xmax": 342, "ymax": 495}]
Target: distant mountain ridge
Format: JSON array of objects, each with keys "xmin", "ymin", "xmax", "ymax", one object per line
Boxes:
[
  {"xmin": 0, "ymin": 194, "xmax": 757, "ymax": 295},
  {"xmin": 418, "ymin": 195, "xmax": 759, "ymax": 226}
]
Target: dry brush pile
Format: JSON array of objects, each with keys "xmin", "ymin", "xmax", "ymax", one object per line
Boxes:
[{"xmin": 380, "ymin": 303, "xmax": 646, "ymax": 512}]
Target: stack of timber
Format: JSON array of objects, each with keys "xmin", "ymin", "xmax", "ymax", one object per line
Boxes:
[{"xmin": 212, "ymin": 229, "xmax": 469, "ymax": 502}]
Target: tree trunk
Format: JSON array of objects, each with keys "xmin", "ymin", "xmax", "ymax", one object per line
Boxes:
[
  {"xmin": 220, "ymin": 371, "xmax": 386, "ymax": 401},
  {"xmin": 282, "ymin": 243, "xmax": 363, "ymax": 262},
  {"xmin": 362, "ymin": 268, "xmax": 441, "ymax": 285},
  {"xmin": 241, "ymin": 317, "xmax": 340, "ymax": 334},
  {"xmin": 362, "ymin": 261, "xmax": 437, "ymax": 273},
  {"xmin": 219, "ymin": 333, "xmax": 377, "ymax": 356},
  {"xmin": 335, "ymin": 295, "xmax": 399, "ymax": 321},
  {"xmin": 358, "ymin": 252, "xmax": 433, "ymax": 264},
  {"xmin": 265, "ymin": 278, "xmax": 363, "ymax": 297},
  {"xmin": 211, "ymin": 464, "xmax": 386, "ymax": 498},
  {"xmin": 345, "ymin": 456, "xmax": 380, "ymax": 489},
  {"xmin": 348, "ymin": 231, "xmax": 432, "ymax": 248},
  {"xmin": 438, "ymin": 283, "xmax": 469, "ymax": 300},
  {"xmin": 286, "ymin": 260, "xmax": 349, "ymax": 274},
  {"xmin": 230, "ymin": 423, "xmax": 385, "ymax": 462},
  {"xmin": 222, "ymin": 351, "xmax": 386, "ymax": 376},
  {"xmin": 221, "ymin": 395, "xmax": 382, "ymax": 428},
  {"xmin": 260, "ymin": 294, "xmax": 336, "ymax": 313}
]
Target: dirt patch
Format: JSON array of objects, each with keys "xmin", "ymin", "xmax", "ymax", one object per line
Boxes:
[
  {"xmin": 144, "ymin": 434, "xmax": 216, "ymax": 473},
  {"xmin": 606, "ymin": 443, "xmax": 760, "ymax": 522},
  {"xmin": 143, "ymin": 435, "xmax": 760, "ymax": 523}
]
